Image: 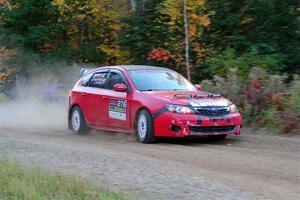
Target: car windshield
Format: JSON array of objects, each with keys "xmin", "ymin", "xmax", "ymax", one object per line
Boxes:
[{"xmin": 128, "ymin": 70, "xmax": 196, "ymax": 91}]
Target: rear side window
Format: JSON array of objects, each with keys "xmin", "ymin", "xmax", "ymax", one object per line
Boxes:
[
  {"xmin": 82, "ymin": 73, "xmax": 93, "ymax": 86},
  {"xmin": 89, "ymin": 72, "xmax": 108, "ymax": 88}
]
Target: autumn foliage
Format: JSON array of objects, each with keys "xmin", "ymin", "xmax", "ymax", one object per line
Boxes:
[
  {"xmin": 147, "ymin": 0, "xmax": 211, "ymax": 74},
  {"xmin": 147, "ymin": 48, "xmax": 184, "ymax": 64},
  {"xmin": 201, "ymin": 68, "xmax": 300, "ymax": 134},
  {"xmin": 0, "ymin": 0, "xmax": 299, "ymax": 133},
  {"xmin": 148, "ymin": 48, "xmax": 172, "ymax": 62}
]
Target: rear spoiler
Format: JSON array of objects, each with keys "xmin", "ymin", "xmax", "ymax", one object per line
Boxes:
[{"xmin": 80, "ymin": 68, "xmax": 92, "ymax": 76}]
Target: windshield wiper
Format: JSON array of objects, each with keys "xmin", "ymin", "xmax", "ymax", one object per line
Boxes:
[
  {"xmin": 171, "ymin": 89, "xmax": 185, "ymax": 91},
  {"xmin": 140, "ymin": 89, "xmax": 185, "ymax": 91},
  {"xmin": 140, "ymin": 89, "xmax": 154, "ymax": 91}
]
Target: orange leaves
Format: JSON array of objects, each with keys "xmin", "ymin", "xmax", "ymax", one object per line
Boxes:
[
  {"xmin": 190, "ymin": 14, "xmax": 210, "ymax": 28},
  {"xmin": 148, "ymin": 48, "xmax": 184, "ymax": 63},
  {"xmin": 189, "ymin": 25, "xmax": 197, "ymax": 38},
  {"xmin": 148, "ymin": 48, "xmax": 172, "ymax": 62},
  {"xmin": 192, "ymin": 42, "xmax": 207, "ymax": 64},
  {"xmin": 153, "ymin": 0, "xmax": 211, "ymax": 67},
  {"xmin": 198, "ymin": 16, "xmax": 211, "ymax": 27}
]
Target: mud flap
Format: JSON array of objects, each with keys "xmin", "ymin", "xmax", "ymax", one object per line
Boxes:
[{"xmin": 68, "ymin": 116, "xmax": 72, "ymax": 129}]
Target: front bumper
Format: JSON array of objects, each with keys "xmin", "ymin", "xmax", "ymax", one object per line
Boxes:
[{"xmin": 153, "ymin": 111, "xmax": 242, "ymax": 137}]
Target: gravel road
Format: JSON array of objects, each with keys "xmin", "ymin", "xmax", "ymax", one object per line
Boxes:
[{"xmin": 0, "ymin": 128, "xmax": 299, "ymax": 200}]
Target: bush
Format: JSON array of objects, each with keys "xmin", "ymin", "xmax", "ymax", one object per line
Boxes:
[
  {"xmin": 204, "ymin": 47, "xmax": 285, "ymax": 79},
  {"xmin": 200, "ymin": 67, "xmax": 300, "ymax": 134},
  {"xmin": 290, "ymin": 75, "xmax": 300, "ymax": 114}
]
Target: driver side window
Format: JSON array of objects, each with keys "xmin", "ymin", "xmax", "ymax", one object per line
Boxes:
[{"xmin": 108, "ymin": 72, "xmax": 125, "ymax": 90}]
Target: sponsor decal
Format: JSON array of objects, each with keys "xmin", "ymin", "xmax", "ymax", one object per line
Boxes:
[
  {"xmin": 109, "ymin": 99, "xmax": 127, "ymax": 121},
  {"xmin": 92, "ymin": 73, "xmax": 107, "ymax": 85},
  {"xmin": 190, "ymin": 101, "xmax": 229, "ymax": 107}
]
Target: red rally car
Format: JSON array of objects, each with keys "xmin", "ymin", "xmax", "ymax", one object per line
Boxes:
[{"xmin": 68, "ymin": 65, "xmax": 242, "ymax": 143}]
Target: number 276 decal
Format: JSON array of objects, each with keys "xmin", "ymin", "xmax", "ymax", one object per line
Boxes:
[{"xmin": 109, "ymin": 99, "xmax": 127, "ymax": 121}]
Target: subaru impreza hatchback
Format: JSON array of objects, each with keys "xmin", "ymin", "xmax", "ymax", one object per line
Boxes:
[{"xmin": 68, "ymin": 65, "xmax": 242, "ymax": 143}]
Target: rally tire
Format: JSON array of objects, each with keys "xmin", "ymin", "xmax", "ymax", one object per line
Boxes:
[
  {"xmin": 70, "ymin": 106, "xmax": 88, "ymax": 135},
  {"xmin": 208, "ymin": 134, "xmax": 227, "ymax": 140},
  {"xmin": 135, "ymin": 109, "xmax": 156, "ymax": 143}
]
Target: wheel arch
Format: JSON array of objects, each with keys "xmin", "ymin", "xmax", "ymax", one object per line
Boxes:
[
  {"xmin": 133, "ymin": 106, "xmax": 152, "ymax": 130},
  {"xmin": 134, "ymin": 106, "xmax": 156, "ymax": 143},
  {"xmin": 68, "ymin": 104, "xmax": 81, "ymax": 129},
  {"xmin": 69, "ymin": 104, "xmax": 81, "ymax": 117}
]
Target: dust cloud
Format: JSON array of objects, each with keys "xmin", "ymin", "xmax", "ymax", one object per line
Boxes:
[
  {"xmin": 0, "ymin": 100, "xmax": 67, "ymax": 132},
  {"xmin": 0, "ymin": 64, "xmax": 84, "ymax": 132}
]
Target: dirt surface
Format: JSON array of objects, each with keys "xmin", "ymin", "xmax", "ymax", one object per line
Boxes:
[{"xmin": 0, "ymin": 128, "xmax": 299, "ymax": 200}]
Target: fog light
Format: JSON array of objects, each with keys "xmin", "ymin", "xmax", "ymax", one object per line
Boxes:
[{"xmin": 171, "ymin": 125, "xmax": 182, "ymax": 132}]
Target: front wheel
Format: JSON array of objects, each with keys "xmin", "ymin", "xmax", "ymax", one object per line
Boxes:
[
  {"xmin": 70, "ymin": 106, "xmax": 89, "ymax": 135},
  {"xmin": 135, "ymin": 109, "xmax": 156, "ymax": 143}
]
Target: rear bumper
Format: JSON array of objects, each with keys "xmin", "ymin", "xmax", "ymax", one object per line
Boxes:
[{"xmin": 153, "ymin": 111, "xmax": 242, "ymax": 137}]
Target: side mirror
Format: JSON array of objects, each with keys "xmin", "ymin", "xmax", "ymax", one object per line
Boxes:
[
  {"xmin": 194, "ymin": 84, "xmax": 202, "ymax": 91},
  {"xmin": 113, "ymin": 83, "xmax": 128, "ymax": 92}
]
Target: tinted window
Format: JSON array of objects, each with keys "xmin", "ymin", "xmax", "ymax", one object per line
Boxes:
[
  {"xmin": 108, "ymin": 72, "xmax": 125, "ymax": 90},
  {"xmin": 128, "ymin": 70, "xmax": 196, "ymax": 91},
  {"xmin": 89, "ymin": 72, "xmax": 108, "ymax": 88},
  {"xmin": 82, "ymin": 73, "xmax": 93, "ymax": 86}
]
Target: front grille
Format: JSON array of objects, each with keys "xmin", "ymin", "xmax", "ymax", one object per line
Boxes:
[
  {"xmin": 189, "ymin": 126, "xmax": 236, "ymax": 134},
  {"xmin": 194, "ymin": 106, "xmax": 230, "ymax": 116}
]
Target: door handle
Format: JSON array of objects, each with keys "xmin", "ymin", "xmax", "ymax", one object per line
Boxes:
[
  {"xmin": 102, "ymin": 95, "xmax": 109, "ymax": 99},
  {"xmin": 81, "ymin": 92, "xmax": 87, "ymax": 96}
]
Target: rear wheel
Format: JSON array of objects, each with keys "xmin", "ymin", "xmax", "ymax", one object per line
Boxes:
[
  {"xmin": 208, "ymin": 134, "xmax": 227, "ymax": 140},
  {"xmin": 70, "ymin": 106, "xmax": 88, "ymax": 134},
  {"xmin": 135, "ymin": 109, "xmax": 156, "ymax": 143}
]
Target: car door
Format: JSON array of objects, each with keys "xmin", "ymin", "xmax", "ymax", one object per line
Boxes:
[
  {"xmin": 102, "ymin": 70, "xmax": 131, "ymax": 130},
  {"xmin": 81, "ymin": 70, "xmax": 109, "ymax": 128}
]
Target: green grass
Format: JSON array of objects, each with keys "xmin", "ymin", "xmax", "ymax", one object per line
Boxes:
[{"xmin": 0, "ymin": 158, "xmax": 125, "ymax": 200}]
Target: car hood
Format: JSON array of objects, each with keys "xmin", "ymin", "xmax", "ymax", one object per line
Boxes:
[{"xmin": 145, "ymin": 91, "xmax": 230, "ymax": 107}]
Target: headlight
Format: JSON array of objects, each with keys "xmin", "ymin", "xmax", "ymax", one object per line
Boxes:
[
  {"xmin": 166, "ymin": 104, "xmax": 194, "ymax": 114},
  {"xmin": 230, "ymin": 104, "xmax": 238, "ymax": 113}
]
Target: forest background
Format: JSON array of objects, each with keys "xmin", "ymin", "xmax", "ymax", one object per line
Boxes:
[{"xmin": 0, "ymin": 0, "xmax": 299, "ymax": 133}]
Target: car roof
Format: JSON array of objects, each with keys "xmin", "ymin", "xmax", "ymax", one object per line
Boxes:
[
  {"xmin": 84, "ymin": 65, "xmax": 174, "ymax": 76},
  {"xmin": 119, "ymin": 65, "xmax": 173, "ymax": 71},
  {"xmin": 94, "ymin": 65, "xmax": 173, "ymax": 72}
]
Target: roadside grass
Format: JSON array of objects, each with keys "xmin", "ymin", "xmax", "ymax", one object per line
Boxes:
[{"xmin": 0, "ymin": 158, "xmax": 125, "ymax": 200}]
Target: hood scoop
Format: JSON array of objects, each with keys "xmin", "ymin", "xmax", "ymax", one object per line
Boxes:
[
  {"xmin": 173, "ymin": 93, "xmax": 222, "ymax": 99},
  {"xmin": 173, "ymin": 94, "xmax": 193, "ymax": 99},
  {"xmin": 194, "ymin": 94, "xmax": 222, "ymax": 98}
]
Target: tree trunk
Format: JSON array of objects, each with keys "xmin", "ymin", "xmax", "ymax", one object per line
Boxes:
[
  {"xmin": 130, "ymin": 0, "xmax": 136, "ymax": 12},
  {"xmin": 183, "ymin": 0, "xmax": 191, "ymax": 81}
]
